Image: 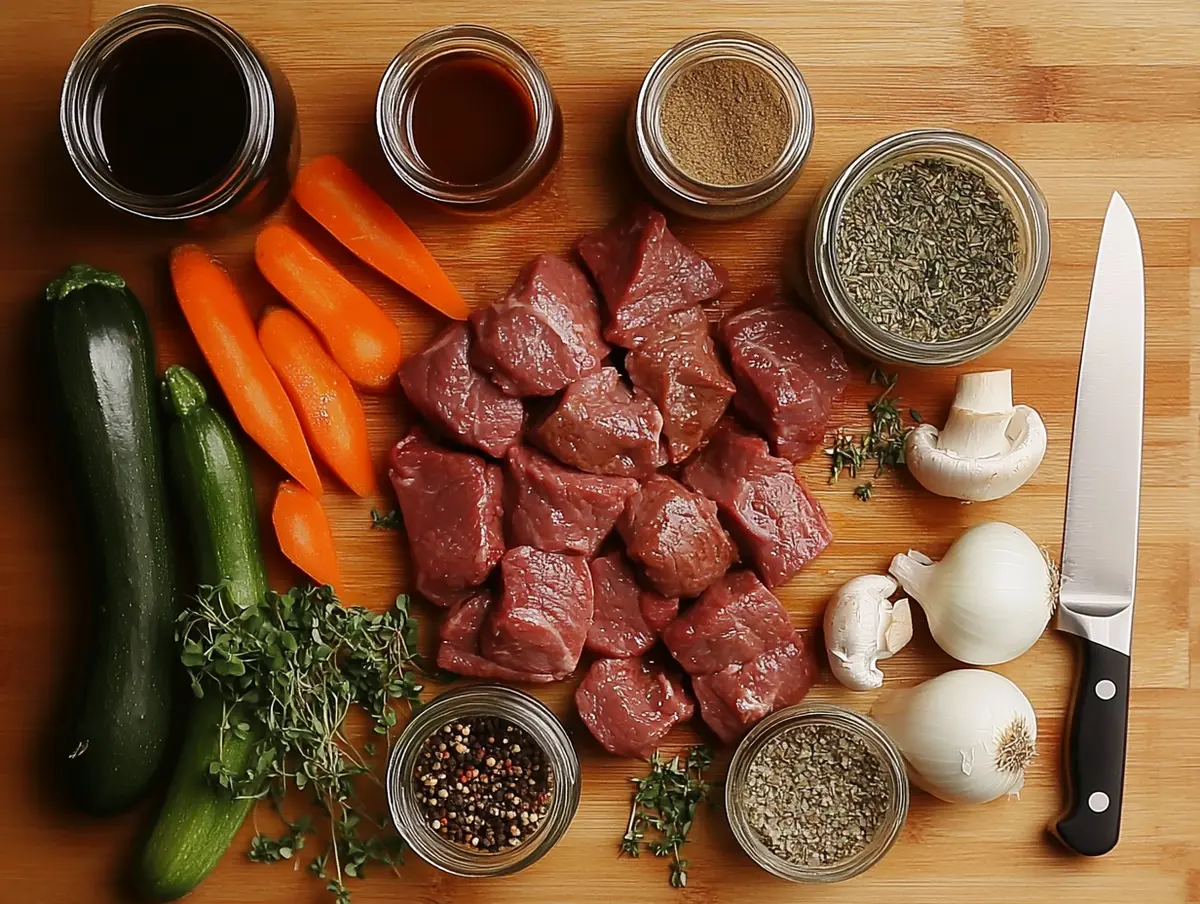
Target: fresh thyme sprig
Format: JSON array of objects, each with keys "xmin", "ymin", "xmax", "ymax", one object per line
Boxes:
[
  {"xmin": 369, "ymin": 508, "xmax": 402, "ymax": 530},
  {"xmin": 621, "ymin": 746, "xmax": 715, "ymax": 888},
  {"xmin": 827, "ymin": 369, "xmax": 919, "ymax": 499},
  {"xmin": 178, "ymin": 584, "xmax": 424, "ymax": 902}
]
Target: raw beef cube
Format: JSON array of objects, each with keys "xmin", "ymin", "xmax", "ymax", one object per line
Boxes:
[
  {"xmin": 506, "ymin": 446, "xmax": 639, "ymax": 556},
  {"xmin": 436, "ymin": 592, "xmax": 557, "ymax": 683},
  {"xmin": 470, "ymin": 253, "xmax": 608, "ymax": 397},
  {"xmin": 586, "ymin": 552, "xmax": 680, "ymax": 658},
  {"xmin": 481, "ymin": 547, "xmax": 594, "ymax": 678},
  {"xmin": 618, "ymin": 475, "xmax": 736, "ymax": 599},
  {"xmin": 626, "ymin": 306, "xmax": 735, "ymax": 463},
  {"xmin": 532, "ymin": 367, "xmax": 666, "ymax": 478},
  {"xmin": 661, "ymin": 570, "xmax": 794, "ymax": 675},
  {"xmin": 399, "ymin": 322, "xmax": 525, "ymax": 457},
  {"xmin": 575, "ymin": 657, "xmax": 695, "ymax": 758},
  {"xmin": 682, "ymin": 422, "xmax": 832, "ymax": 587},
  {"xmin": 388, "ymin": 428, "xmax": 504, "ymax": 607},
  {"xmin": 691, "ymin": 635, "xmax": 818, "ymax": 743},
  {"xmin": 719, "ymin": 289, "xmax": 849, "ymax": 462},
  {"xmin": 577, "ymin": 205, "xmax": 729, "ymax": 348}
]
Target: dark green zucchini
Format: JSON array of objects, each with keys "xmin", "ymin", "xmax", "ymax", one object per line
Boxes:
[
  {"xmin": 47, "ymin": 264, "xmax": 176, "ymax": 816},
  {"xmin": 138, "ymin": 365, "xmax": 266, "ymax": 901}
]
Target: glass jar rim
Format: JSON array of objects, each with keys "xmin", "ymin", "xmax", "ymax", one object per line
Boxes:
[
  {"xmin": 725, "ymin": 703, "xmax": 910, "ymax": 883},
  {"xmin": 385, "ymin": 683, "xmax": 580, "ymax": 877},
  {"xmin": 59, "ymin": 3, "xmax": 275, "ymax": 221},
  {"xmin": 375, "ymin": 24, "xmax": 557, "ymax": 207},
  {"xmin": 633, "ymin": 30, "xmax": 814, "ymax": 209},
  {"xmin": 811, "ymin": 128, "xmax": 1051, "ymax": 366}
]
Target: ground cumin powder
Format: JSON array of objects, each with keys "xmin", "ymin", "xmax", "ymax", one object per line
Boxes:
[{"xmin": 659, "ymin": 58, "xmax": 790, "ymax": 186}]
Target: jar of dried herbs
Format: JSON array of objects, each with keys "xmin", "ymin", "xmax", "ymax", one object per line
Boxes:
[
  {"xmin": 802, "ymin": 129, "xmax": 1051, "ymax": 367},
  {"xmin": 725, "ymin": 704, "xmax": 909, "ymax": 882}
]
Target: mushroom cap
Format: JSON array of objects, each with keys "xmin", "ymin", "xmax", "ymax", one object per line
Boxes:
[
  {"xmin": 906, "ymin": 405, "xmax": 1047, "ymax": 502},
  {"xmin": 824, "ymin": 575, "xmax": 912, "ymax": 691}
]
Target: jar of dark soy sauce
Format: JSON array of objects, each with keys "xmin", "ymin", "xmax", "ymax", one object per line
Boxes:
[{"xmin": 60, "ymin": 5, "xmax": 298, "ymax": 229}]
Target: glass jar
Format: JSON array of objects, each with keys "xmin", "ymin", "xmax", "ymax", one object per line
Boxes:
[
  {"xmin": 376, "ymin": 25, "xmax": 563, "ymax": 215},
  {"xmin": 629, "ymin": 31, "xmax": 814, "ymax": 221},
  {"xmin": 804, "ymin": 129, "xmax": 1051, "ymax": 367},
  {"xmin": 725, "ymin": 703, "xmax": 909, "ymax": 883},
  {"xmin": 386, "ymin": 684, "xmax": 580, "ymax": 877},
  {"xmin": 60, "ymin": 4, "xmax": 298, "ymax": 229}
]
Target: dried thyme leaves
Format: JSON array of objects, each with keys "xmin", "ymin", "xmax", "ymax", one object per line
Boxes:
[
  {"xmin": 744, "ymin": 724, "xmax": 889, "ymax": 868},
  {"xmin": 835, "ymin": 156, "xmax": 1019, "ymax": 342}
]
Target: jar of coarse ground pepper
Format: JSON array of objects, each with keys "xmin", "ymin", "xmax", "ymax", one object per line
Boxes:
[{"xmin": 386, "ymin": 684, "xmax": 580, "ymax": 877}]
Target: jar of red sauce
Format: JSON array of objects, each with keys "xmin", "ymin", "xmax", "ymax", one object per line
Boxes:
[{"xmin": 375, "ymin": 25, "xmax": 563, "ymax": 215}]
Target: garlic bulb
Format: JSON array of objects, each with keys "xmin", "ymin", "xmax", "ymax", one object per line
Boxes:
[
  {"xmin": 872, "ymin": 669, "xmax": 1037, "ymax": 804},
  {"xmin": 889, "ymin": 521, "xmax": 1055, "ymax": 665}
]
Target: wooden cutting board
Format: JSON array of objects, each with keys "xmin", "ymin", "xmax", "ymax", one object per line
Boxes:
[{"xmin": 1, "ymin": 1, "xmax": 1197, "ymax": 902}]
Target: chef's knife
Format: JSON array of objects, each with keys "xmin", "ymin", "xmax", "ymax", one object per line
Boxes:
[{"xmin": 1052, "ymin": 192, "xmax": 1144, "ymax": 857}]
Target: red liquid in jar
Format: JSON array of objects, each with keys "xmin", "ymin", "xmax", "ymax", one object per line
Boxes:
[
  {"xmin": 408, "ymin": 53, "xmax": 536, "ymax": 186},
  {"xmin": 97, "ymin": 29, "xmax": 249, "ymax": 196}
]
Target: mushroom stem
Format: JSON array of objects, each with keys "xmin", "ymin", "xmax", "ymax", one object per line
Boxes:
[{"xmin": 939, "ymin": 370, "xmax": 1015, "ymax": 458}]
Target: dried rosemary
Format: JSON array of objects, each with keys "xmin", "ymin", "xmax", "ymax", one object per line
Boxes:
[{"xmin": 835, "ymin": 157, "xmax": 1019, "ymax": 342}]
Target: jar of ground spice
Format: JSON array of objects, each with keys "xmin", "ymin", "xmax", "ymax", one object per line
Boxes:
[
  {"xmin": 725, "ymin": 704, "xmax": 909, "ymax": 882},
  {"xmin": 630, "ymin": 32, "xmax": 813, "ymax": 221},
  {"xmin": 386, "ymin": 684, "xmax": 580, "ymax": 877}
]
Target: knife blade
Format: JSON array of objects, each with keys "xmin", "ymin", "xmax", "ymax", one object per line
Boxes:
[{"xmin": 1052, "ymin": 191, "xmax": 1144, "ymax": 857}]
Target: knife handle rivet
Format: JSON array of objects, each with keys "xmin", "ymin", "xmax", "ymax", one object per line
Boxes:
[
  {"xmin": 1087, "ymin": 791, "xmax": 1110, "ymax": 813},
  {"xmin": 1094, "ymin": 679, "xmax": 1117, "ymax": 700}
]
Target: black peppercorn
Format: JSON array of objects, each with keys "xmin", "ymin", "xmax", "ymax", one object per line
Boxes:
[{"xmin": 412, "ymin": 716, "xmax": 553, "ymax": 853}]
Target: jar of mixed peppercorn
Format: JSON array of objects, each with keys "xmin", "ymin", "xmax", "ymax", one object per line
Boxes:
[{"xmin": 386, "ymin": 684, "xmax": 581, "ymax": 876}]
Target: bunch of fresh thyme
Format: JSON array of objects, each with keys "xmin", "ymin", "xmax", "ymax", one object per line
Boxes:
[
  {"xmin": 178, "ymin": 584, "xmax": 425, "ymax": 903},
  {"xmin": 620, "ymin": 746, "xmax": 715, "ymax": 888},
  {"xmin": 827, "ymin": 369, "xmax": 921, "ymax": 501}
]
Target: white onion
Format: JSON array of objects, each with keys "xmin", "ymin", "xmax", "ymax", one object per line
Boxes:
[
  {"xmin": 888, "ymin": 521, "xmax": 1055, "ymax": 665},
  {"xmin": 872, "ymin": 669, "xmax": 1037, "ymax": 804}
]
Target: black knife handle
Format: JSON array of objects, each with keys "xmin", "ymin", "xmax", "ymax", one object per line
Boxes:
[{"xmin": 1053, "ymin": 638, "xmax": 1131, "ymax": 856}]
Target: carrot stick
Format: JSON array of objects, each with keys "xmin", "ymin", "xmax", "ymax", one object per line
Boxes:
[
  {"xmin": 272, "ymin": 481, "xmax": 342, "ymax": 589},
  {"xmin": 292, "ymin": 155, "xmax": 471, "ymax": 321},
  {"xmin": 255, "ymin": 223, "xmax": 404, "ymax": 392},
  {"xmin": 257, "ymin": 306, "xmax": 377, "ymax": 498},
  {"xmin": 169, "ymin": 245, "xmax": 322, "ymax": 496}
]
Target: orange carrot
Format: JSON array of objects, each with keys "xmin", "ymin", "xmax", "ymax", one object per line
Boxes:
[
  {"xmin": 272, "ymin": 481, "xmax": 342, "ymax": 588},
  {"xmin": 170, "ymin": 245, "xmax": 323, "ymax": 496},
  {"xmin": 292, "ymin": 155, "xmax": 471, "ymax": 321},
  {"xmin": 258, "ymin": 306, "xmax": 377, "ymax": 497},
  {"xmin": 255, "ymin": 223, "xmax": 404, "ymax": 392}
]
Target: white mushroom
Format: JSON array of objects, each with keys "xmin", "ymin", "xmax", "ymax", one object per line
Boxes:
[
  {"xmin": 823, "ymin": 575, "xmax": 913, "ymax": 691},
  {"xmin": 905, "ymin": 370, "xmax": 1047, "ymax": 503}
]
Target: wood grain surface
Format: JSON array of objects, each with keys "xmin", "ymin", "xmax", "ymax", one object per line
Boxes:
[{"xmin": 1, "ymin": 1, "xmax": 1197, "ymax": 902}]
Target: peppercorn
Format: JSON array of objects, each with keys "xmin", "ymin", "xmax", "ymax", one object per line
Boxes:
[{"xmin": 412, "ymin": 716, "xmax": 554, "ymax": 854}]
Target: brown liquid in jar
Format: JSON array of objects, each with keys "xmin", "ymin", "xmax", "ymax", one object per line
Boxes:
[
  {"xmin": 97, "ymin": 28, "xmax": 249, "ymax": 197},
  {"xmin": 408, "ymin": 53, "xmax": 536, "ymax": 186}
]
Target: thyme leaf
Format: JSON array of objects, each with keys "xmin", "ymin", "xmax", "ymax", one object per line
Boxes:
[
  {"xmin": 178, "ymin": 585, "xmax": 423, "ymax": 902},
  {"xmin": 827, "ymin": 370, "xmax": 918, "ymax": 500},
  {"xmin": 369, "ymin": 509, "xmax": 402, "ymax": 530},
  {"xmin": 620, "ymin": 746, "xmax": 715, "ymax": 888}
]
